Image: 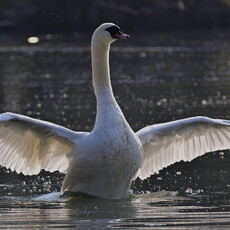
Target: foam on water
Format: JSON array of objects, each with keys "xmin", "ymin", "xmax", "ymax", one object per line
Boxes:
[{"xmin": 33, "ymin": 192, "xmax": 62, "ymax": 201}]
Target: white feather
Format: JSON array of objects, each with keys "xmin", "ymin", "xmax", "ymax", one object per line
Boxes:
[
  {"xmin": 0, "ymin": 112, "xmax": 86, "ymax": 175},
  {"xmin": 136, "ymin": 116, "xmax": 230, "ymax": 179}
]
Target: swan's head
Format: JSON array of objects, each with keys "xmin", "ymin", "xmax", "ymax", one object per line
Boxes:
[{"xmin": 92, "ymin": 23, "xmax": 129, "ymax": 45}]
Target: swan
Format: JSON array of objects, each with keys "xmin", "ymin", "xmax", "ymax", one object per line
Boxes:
[{"xmin": 1, "ymin": 23, "xmax": 230, "ymax": 199}]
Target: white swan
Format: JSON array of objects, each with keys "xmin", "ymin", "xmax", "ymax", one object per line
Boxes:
[{"xmin": 1, "ymin": 23, "xmax": 230, "ymax": 199}]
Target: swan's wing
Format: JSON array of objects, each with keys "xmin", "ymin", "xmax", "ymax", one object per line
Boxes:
[
  {"xmin": 0, "ymin": 112, "xmax": 87, "ymax": 175},
  {"xmin": 136, "ymin": 116, "xmax": 230, "ymax": 179}
]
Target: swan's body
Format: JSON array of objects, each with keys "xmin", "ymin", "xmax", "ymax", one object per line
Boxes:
[{"xmin": 1, "ymin": 23, "xmax": 230, "ymax": 199}]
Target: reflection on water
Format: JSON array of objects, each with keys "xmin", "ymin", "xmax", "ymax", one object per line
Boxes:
[
  {"xmin": 1, "ymin": 30, "xmax": 230, "ymax": 228},
  {"xmin": 1, "ymin": 192, "xmax": 230, "ymax": 229}
]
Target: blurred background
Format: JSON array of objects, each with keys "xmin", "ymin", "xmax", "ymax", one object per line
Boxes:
[{"xmin": 1, "ymin": 0, "xmax": 230, "ymax": 35}]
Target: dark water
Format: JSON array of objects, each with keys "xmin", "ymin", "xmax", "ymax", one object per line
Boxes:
[{"xmin": 1, "ymin": 30, "xmax": 230, "ymax": 228}]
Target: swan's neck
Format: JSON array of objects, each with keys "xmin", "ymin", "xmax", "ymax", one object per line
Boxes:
[
  {"xmin": 91, "ymin": 42, "xmax": 114, "ymax": 102},
  {"xmin": 91, "ymin": 40, "xmax": 123, "ymax": 129},
  {"xmin": 91, "ymin": 39, "xmax": 119, "ymax": 110}
]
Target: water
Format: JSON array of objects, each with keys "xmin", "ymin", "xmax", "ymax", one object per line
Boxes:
[{"xmin": 1, "ymin": 30, "xmax": 230, "ymax": 228}]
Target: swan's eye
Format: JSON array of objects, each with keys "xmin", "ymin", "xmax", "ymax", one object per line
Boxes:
[{"xmin": 105, "ymin": 26, "xmax": 120, "ymax": 38}]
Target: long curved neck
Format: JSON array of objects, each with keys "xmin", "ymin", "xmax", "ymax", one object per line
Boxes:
[
  {"xmin": 91, "ymin": 39, "xmax": 123, "ymax": 130},
  {"xmin": 91, "ymin": 40, "xmax": 115, "ymax": 105}
]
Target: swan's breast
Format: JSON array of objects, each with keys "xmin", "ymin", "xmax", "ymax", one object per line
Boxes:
[
  {"xmin": 72, "ymin": 122, "xmax": 142, "ymax": 177},
  {"xmin": 63, "ymin": 118, "xmax": 142, "ymax": 198}
]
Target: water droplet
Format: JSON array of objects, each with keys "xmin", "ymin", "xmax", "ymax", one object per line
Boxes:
[
  {"xmin": 49, "ymin": 93, "xmax": 54, "ymax": 98},
  {"xmin": 46, "ymin": 34, "xmax": 52, "ymax": 40},
  {"xmin": 140, "ymin": 52, "xmax": 146, "ymax": 58},
  {"xmin": 185, "ymin": 188, "xmax": 193, "ymax": 194},
  {"xmin": 201, "ymin": 99, "xmax": 208, "ymax": 105}
]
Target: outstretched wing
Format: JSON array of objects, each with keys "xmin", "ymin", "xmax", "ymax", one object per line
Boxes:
[
  {"xmin": 136, "ymin": 116, "xmax": 230, "ymax": 179},
  {"xmin": 0, "ymin": 112, "xmax": 87, "ymax": 175}
]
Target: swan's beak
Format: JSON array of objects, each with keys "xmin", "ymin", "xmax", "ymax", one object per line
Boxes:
[{"xmin": 114, "ymin": 31, "xmax": 130, "ymax": 39}]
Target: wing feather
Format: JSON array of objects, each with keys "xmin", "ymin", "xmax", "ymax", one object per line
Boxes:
[
  {"xmin": 0, "ymin": 112, "xmax": 87, "ymax": 175},
  {"xmin": 136, "ymin": 116, "xmax": 230, "ymax": 179}
]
